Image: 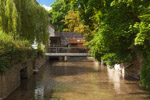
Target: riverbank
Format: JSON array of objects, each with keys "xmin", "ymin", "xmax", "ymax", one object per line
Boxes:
[
  {"xmin": 0, "ymin": 57, "xmax": 48, "ymax": 100},
  {"xmin": 5, "ymin": 57, "xmax": 150, "ymax": 100}
]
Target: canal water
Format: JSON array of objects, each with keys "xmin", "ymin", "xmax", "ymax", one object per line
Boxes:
[{"xmin": 6, "ymin": 57, "xmax": 150, "ymax": 100}]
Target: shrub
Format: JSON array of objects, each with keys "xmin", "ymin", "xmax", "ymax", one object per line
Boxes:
[{"xmin": 0, "ymin": 31, "xmax": 44, "ymax": 72}]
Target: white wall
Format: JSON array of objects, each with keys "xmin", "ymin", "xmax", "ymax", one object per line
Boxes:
[{"xmin": 49, "ymin": 25, "xmax": 55, "ymax": 37}]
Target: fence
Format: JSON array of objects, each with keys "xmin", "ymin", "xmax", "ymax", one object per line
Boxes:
[{"xmin": 47, "ymin": 47, "xmax": 88, "ymax": 53}]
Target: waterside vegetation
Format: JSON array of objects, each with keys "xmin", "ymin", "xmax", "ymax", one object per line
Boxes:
[
  {"xmin": 50, "ymin": 0, "xmax": 150, "ymax": 88},
  {"xmin": 0, "ymin": 0, "xmax": 49, "ymax": 72}
]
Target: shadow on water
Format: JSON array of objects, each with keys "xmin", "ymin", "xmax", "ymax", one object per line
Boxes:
[
  {"xmin": 129, "ymin": 92, "xmax": 150, "ymax": 99},
  {"xmin": 50, "ymin": 57, "xmax": 95, "ymax": 63},
  {"xmin": 129, "ymin": 92, "xmax": 150, "ymax": 95},
  {"xmin": 48, "ymin": 65, "xmax": 99, "ymax": 77}
]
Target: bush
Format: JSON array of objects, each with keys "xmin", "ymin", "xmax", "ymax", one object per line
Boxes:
[{"xmin": 0, "ymin": 31, "xmax": 44, "ymax": 72}]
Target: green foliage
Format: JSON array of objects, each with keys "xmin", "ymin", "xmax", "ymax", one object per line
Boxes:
[
  {"xmin": 49, "ymin": 0, "xmax": 71, "ymax": 31},
  {"xmin": 62, "ymin": 10, "xmax": 91, "ymax": 36},
  {"xmin": 64, "ymin": 0, "xmax": 150, "ymax": 88},
  {"xmin": 135, "ymin": 6, "xmax": 150, "ymax": 45},
  {"xmin": 134, "ymin": 3, "xmax": 150, "ymax": 88},
  {"xmin": 5, "ymin": 0, "xmax": 18, "ymax": 36},
  {"xmin": 0, "ymin": 31, "xmax": 29, "ymax": 72},
  {"xmin": 20, "ymin": 0, "xmax": 49, "ymax": 44},
  {"xmin": 0, "ymin": 0, "xmax": 49, "ymax": 72},
  {"xmin": 0, "ymin": 31, "xmax": 45, "ymax": 72},
  {"xmin": 64, "ymin": 0, "xmax": 106, "ymax": 30},
  {"xmin": 89, "ymin": 1, "xmax": 137, "ymax": 64},
  {"xmin": 0, "ymin": 0, "xmax": 49, "ymax": 44},
  {"xmin": 141, "ymin": 53, "xmax": 150, "ymax": 88}
]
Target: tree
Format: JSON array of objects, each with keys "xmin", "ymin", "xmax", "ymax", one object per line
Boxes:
[
  {"xmin": 0, "ymin": 0, "xmax": 50, "ymax": 72},
  {"xmin": 62, "ymin": 10, "xmax": 86, "ymax": 33},
  {"xmin": 0, "ymin": 0, "xmax": 49, "ymax": 45},
  {"xmin": 64, "ymin": 0, "xmax": 150, "ymax": 88},
  {"xmin": 49, "ymin": 0, "xmax": 71, "ymax": 31},
  {"xmin": 62, "ymin": 10, "xmax": 94, "ymax": 41}
]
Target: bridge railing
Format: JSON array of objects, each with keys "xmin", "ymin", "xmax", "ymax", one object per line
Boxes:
[{"xmin": 47, "ymin": 47, "xmax": 88, "ymax": 53}]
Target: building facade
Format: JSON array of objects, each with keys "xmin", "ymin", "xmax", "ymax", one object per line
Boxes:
[{"xmin": 50, "ymin": 32, "xmax": 84, "ymax": 47}]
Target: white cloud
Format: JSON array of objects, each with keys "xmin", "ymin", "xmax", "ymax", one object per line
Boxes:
[{"xmin": 41, "ymin": 5, "xmax": 51, "ymax": 11}]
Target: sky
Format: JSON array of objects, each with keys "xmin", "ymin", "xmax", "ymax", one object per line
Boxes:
[{"xmin": 37, "ymin": 0, "xmax": 56, "ymax": 11}]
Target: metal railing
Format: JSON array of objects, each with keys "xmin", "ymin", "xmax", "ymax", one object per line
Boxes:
[{"xmin": 47, "ymin": 47, "xmax": 88, "ymax": 53}]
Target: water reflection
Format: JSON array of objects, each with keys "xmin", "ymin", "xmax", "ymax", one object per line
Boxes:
[
  {"xmin": 93, "ymin": 61, "xmax": 100, "ymax": 71},
  {"xmin": 34, "ymin": 81, "xmax": 44, "ymax": 100},
  {"xmin": 107, "ymin": 67, "xmax": 121, "ymax": 94},
  {"xmin": 6, "ymin": 57, "xmax": 150, "ymax": 100}
]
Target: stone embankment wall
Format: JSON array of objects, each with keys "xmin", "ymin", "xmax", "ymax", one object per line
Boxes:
[
  {"xmin": 101, "ymin": 54, "xmax": 143, "ymax": 79},
  {"xmin": 113, "ymin": 55, "xmax": 143, "ymax": 79},
  {"xmin": 33, "ymin": 57, "xmax": 48, "ymax": 73},
  {"xmin": 125, "ymin": 55, "xmax": 143, "ymax": 79},
  {"xmin": 0, "ymin": 57, "xmax": 48, "ymax": 100}
]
